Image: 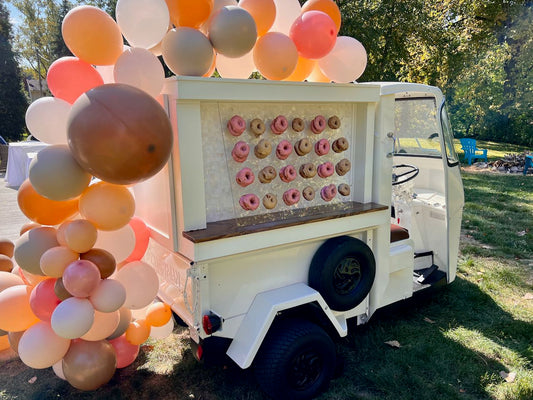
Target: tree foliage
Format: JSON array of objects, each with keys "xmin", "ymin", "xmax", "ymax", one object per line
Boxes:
[{"xmin": 0, "ymin": 0, "xmax": 28, "ymax": 141}]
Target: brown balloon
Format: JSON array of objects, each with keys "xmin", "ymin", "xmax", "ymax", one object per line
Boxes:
[
  {"xmin": 54, "ymin": 278, "xmax": 73, "ymax": 301},
  {"xmin": 8, "ymin": 331, "xmax": 24, "ymax": 355},
  {"xmin": 67, "ymin": 83, "xmax": 173, "ymax": 185},
  {"xmin": 80, "ymin": 248, "xmax": 116, "ymax": 279},
  {"xmin": 62, "ymin": 340, "xmax": 117, "ymax": 391},
  {"xmin": 0, "ymin": 255, "xmax": 13, "ymax": 272},
  {"xmin": 0, "ymin": 239, "xmax": 14, "ymax": 258}
]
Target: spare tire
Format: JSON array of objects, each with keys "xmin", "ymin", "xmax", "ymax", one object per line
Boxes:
[{"xmin": 308, "ymin": 236, "xmax": 375, "ymax": 311}]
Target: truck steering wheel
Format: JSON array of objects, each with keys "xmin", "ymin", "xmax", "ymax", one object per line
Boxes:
[{"xmin": 392, "ymin": 164, "xmax": 419, "ymax": 186}]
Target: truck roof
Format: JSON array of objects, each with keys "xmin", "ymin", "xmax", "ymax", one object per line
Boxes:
[{"xmin": 362, "ymin": 82, "xmax": 444, "ymax": 99}]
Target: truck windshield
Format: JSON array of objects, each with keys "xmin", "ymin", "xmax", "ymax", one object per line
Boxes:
[{"xmin": 394, "ymin": 97, "xmax": 441, "ymax": 157}]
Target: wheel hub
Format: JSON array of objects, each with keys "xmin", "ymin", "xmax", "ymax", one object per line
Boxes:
[
  {"xmin": 333, "ymin": 256, "xmax": 362, "ymax": 295},
  {"xmin": 288, "ymin": 348, "xmax": 323, "ymax": 391}
]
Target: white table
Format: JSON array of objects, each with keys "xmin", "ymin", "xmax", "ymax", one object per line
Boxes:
[{"xmin": 4, "ymin": 142, "xmax": 48, "ymax": 187}]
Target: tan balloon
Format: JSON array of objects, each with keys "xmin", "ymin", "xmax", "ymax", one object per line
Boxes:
[
  {"xmin": 64, "ymin": 219, "xmax": 98, "ymax": 253},
  {"xmin": 208, "ymin": 6, "xmax": 257, "ymax": 58},
  {"xmin": 81, "ymin": 310, "xmax": 120, "ymax": 341},
  {"xmin": 14, "ymin": 227, "xmax": 59, "ymax": 276},
  {"xmin": 162, "ymin": 27, "xmax": 214, "ymax": 76},
  {"xmin": 40, "ymin": 246, "xmax": 79, "ymax": 278},
  {"xmin": 0, "ymin": 239, "xmax": 14, "ymax": 258}
]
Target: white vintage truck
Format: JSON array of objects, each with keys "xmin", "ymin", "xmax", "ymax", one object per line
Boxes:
[{"xmin": 133, "ymin": 77, "xmax": 464, "ymax": 399}]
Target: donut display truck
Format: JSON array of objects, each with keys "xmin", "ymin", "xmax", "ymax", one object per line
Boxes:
[{"xmin": 133, "ymin": 76, "xmax": 464, "ymax": 399}]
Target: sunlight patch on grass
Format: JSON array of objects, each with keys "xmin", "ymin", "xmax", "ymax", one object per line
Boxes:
[{"xmin": 138, "ymin": 331, "xmax": 188, "ymax": 375}]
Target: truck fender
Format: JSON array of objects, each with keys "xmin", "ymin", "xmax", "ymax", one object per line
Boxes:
[{"xmin": 226, "ymin": 283, "xmax": 348, "ymax": 369}]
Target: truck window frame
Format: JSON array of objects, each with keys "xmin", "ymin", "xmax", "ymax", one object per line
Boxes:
[{"xmin": 439, "ymin": 100, "xmax": 460, "ymax": 167}]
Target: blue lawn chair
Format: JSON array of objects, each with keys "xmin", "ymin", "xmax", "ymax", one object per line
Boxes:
[
  {"xmin": 524, "ymin": 155, "xmax": 533, "ymax": 175},
  {"xmin": 459, "ymin": 138, "xmax": 488, "ymax": 165}
]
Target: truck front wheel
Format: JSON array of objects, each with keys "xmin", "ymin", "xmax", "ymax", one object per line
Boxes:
[{"xmin": 254, "ymin": 319, "xmax": 336, "ymax": 400}]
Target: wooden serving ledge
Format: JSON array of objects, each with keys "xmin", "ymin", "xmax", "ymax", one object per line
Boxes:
[{"xmin": 183, "ymin": 201, "xmax": 388, "ymax": 243}]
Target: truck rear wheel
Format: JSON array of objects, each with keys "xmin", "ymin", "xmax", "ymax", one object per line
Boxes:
[
  {"xmin": 254, "ymin": 319, "xmax": 336, "ymax": 400},
  {"xmin": 309, "ymin": 236, "xmax": 376, "ymax": 311}
]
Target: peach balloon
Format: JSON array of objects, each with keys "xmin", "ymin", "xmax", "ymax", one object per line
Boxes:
[
  {"xmin": 89, "ymin": 279, "xmax": 126, "ymax": 312},
  {"xmin": 165, "ymin": 0, "xmax": 214, "ymax": 28},
  {"xmin": 79, "ymin": 182, "xmax": 135, "ymax": 231},
  {"xmin": 0, "ymin": 271, "xmax": 25, "ymax": 293},
  {"xmin": 17, "ymin": 180, "xmax": 79, "ymax": 226},
  {"xmin": 25, "ymin": 97, "xmax": 71, "ymax": 145},
  {"xmin": 307, "ymin": 61, "xmax": 330, "ymax": 82},
  {"xmin": 216, "ymin": 50, "xmax": 255, "ymax": 79},
  {"xmin": 115, "ymin": 261, "xmax": 159, "ymax": 309},
  {"xmin": 94, "ymin": 225, "xmax": 136, "ymax": 264},
  {"xmin": 64, "ymin": 219, "xmax": 98, "ymax": 253},
  {"xmin": 20, "ymin": 222, "xmax": 41, "ymax": 236},
  {"xmin": 14, "ymin": 227, "xmax": 59, "ymax": 276},
  {"xmin": 270, "ymin": 0, "xmax": 301, "ymax": 35},
  {"xmin": 62, "ymin": 5, "xmax": 123, "ymax": 65},
  {"xmin": 125, "ymin": 318, "xmax": 150, "ymax": 345},
  {"xmin": 301, "ymin": 0, "xmax": 342, "ymax": 33},
  {"xmin": 318, "ymin": 36, "xmax": 368, "ymax": 82},
  {"xmin": 284, "ymin": 56, "xmax": 315, "ymax": 81},
  {"xmin": 203, "ymin": 51, "xmax": 217, "ymax": 77},
  {"xmin": 47, "ymin": 57, "xmax": 104, "ymax": 104},
  {"xmin": 239, "ymin": 0, "xmax": 276, "ymax": 36},
  {"xmin": 81, "ymin": 310, "xmax": 120, "ymax": 341},
  {"xmin": 0, "ymin": 285, "xmax": 39, "ymax": 332},
  {"xmin": 18, "ymin": 321, "xmax": 71, "ymax": 369},
  {"xmin": 162, "ymin": 28, "xmax": 215, "ymax": 77},
  {"xmin": 40, "ymin": 246, "xmax": 79, "ymax": 278},
  {"xmin": 253, "ymin": 32, "xmax": 298, "ymax": 80}
]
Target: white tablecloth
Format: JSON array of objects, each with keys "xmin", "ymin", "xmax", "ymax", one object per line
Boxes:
[{"xmin": 4, "ymin": 142, "xmax": 48, "ymax": 187}]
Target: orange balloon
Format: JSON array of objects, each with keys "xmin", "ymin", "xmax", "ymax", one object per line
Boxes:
[
  {"xmin": 284, "ymin": 56, "xmax": 315, "ymax": 81},
  {"xmin": 253, "ymin": 32, "xmax": 298, "ymax": 81},
  {"xmin": 165, "ymin": 0, "xmax": 214, "ymax": 28},
  {"xmin": 239, "ymin": 0, "xmax": 276, "ymax": 36},
  {"xmin": 62, "ymin": 5, "xmax": 123, "ymax": 65},
  {"xmin": 17, "ymin": 180, "xmax": 79, "ymax": 226},
  {"xmin": 307, "ymin": 61, "xmax": 331, "ymax": 83},
  {"xmin": 0, "ymin": 285, "xmax": 40, "ymax": 332},
  {"xmin": 145, "ymin": 302, "xmax": 171, "ymax": 327},
  {"xmin": 0, "ymin": 335, "xmax": 9, "ymax": 351},
  {"xmin": 301, "ymin": 0, "xmax": 342, "ymax": 33},
  {"xmin": 125, "ymin": 319, "xmax": 150, "ymax": 345}
]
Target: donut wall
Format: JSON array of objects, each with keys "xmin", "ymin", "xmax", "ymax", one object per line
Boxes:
[{"xmin": 199, "ymin": 101, "xmax": 355, "ymax": 222}]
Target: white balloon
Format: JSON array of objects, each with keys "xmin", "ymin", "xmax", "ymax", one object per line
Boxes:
[
  {"xmin": 149, "ymin": 315, "xmax": 174, "ymax": 339},
  {"xmin": 94, "ymin": 225, "xmax": 136, "ymax": 264},
  {"xmin": 318, "ymin": 36, "xmax": 368, "ymax": 83},
  {"xmin": 96, "ymin": 65, "xmax": 115, "ymax": 83},
  {"xmin": 216, "ymin": 50, "xmax": 255, "ymax": 79},
  {"xmin": 51, "ymin": 297, "xmax": 95, "ymax": 339},
  {"xmin": 270, "ymin": 0, "xmax": 301, "ymax": 35},
  {"xmin": 18, "ymin": 322, "xmax": 71, "ymax": 369},
  {"xmin": 114, "ymin": 47, "xmax": 165, "ymax": 98},
  {"xmin": 116, "ymin": 0, "xmax": 170, "ymax": 49},
  {"xmin": 25, "ymin": 97, "xmax": 71, "ymax": 145}
]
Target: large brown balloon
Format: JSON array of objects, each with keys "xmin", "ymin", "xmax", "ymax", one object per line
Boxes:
[
  {"xmin": 62, "ymin": 340, "xmax": 117, "ymax": 391},
  {"xmin": 67, "ymin": 83, "xmax": 173, "ymax": 185},
  {"xmin": 80, "ymin": 248, "xmax": 116, "ymax": 279}
]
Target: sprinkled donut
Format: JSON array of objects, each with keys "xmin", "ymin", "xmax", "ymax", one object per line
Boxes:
[
  {"xmin": 263, "ymin": 193, "xmax": 277, "ymax": 209},
  {"xmin": 227, "ymin": 115, "xmax": 246, "ymax": 136},
  {"xmin": 299, "ymin": 163, "xmax": 317, "ymax": 179},
  {"xmin": 310, "ymin": 115, "xmax": 326, "ymax": 134},
  {"xmin": 295, "ymin": 138, "xmax": 312, "ymax": 156},
  {"xmin": 232, "ymin": 141, "xmax": 250, "ymax": 163},
  {"xmin": 276, "ymin": 140, "xmax": 293, "ymax": 160},
  {"xmin": 254, "ymin": 139, "xmax": 272, "ymax": 159},
  {"xmin": 270, "ymin": 115, "xmax": 288, "ymax": 135},
  {"xmin": 291, "ymin": 117, "xmax": 305, "ymax": 132},
  {"xmin": 328, "ymin": 115, "xmax": 341, "ymax": 129},
  {"xmin": 239, "ymin": 194, "xmax": 260, "ymax": 211},
  {"xmin": 258, "ymin": 166, "xmax": 277, "ymax": 184},
  {"xmin": 283, "ymin": 189, "xmax": 300, "ymax": 206},
  {"xmin": 332, "ymin": 137, "xmax": 349, "ymax": 153},
  {"xmin": 235, "ymin": 167, "xmax": 255, "ymax": 187},
  {"xmin": 335, "ymin": 159, "xmax": 351, "ymax": 176},
  {"xmin": 279, "ymin": 165, "xmax": 297, "ymax": 183},
  {"xmin": 250, "ymin": 118, "xmax": 266, "ymax": 136},
  {"xmin": 303, "ymin": 186, "xmax": 315, "ymax": 201},
  {"xmin": 314, "ymin": 139, "xmax": 330, "ymax": 156},
  {"xmin": 317, "ymin": 161, "xmax": 334, "ymax": 178},
  {"xmin": 338, "ymin": 183, "xmax": 351, "ymax": 196},
  {"xmin": 320, "ymin": 184, "xmax": 337, "ymax": 202}
]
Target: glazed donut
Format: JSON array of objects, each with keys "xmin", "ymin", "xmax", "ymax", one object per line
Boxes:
[
  {"xmin": 299, "ymin": 163, "xmax": 317, "ymax": 179},
  {"xmin": 239, "ymin": 194, "xmax": 260, "ymax": 211},
  {"xmin": 250, "ymin": 118, "xmax": 266, "ymax": 135},
  {"xmin": 258, "ymin": 166, "xmax": 277, "ymax": 184},
  {"xmin": 276, "ymin": 140, "xmax": 293, "ymax": 160},
  {"xmin": 236, "ymin": 167, "xmax": 255, "ymax": 187},
  {"xmin": 338, "ymin": 183, "xmax": 351, "ymax": 196},
  {"xmin": 332, "ymin": 137, "xmax": 349, "ymax": 153},
  {"xmin": 254, "ymin": 139, "xmax": 272, "ymax": 159},
  {"xmin": 263, "ymin": 193, "xmax": 277, "ymax": 210},
  {"xmin": 317, "ymin": 162, "xmax": 334, "ymax": 178},
  {"xmin": 291, "ymin": 117, "xmax": 305, "ymax": 132},
  {"xmin": 279, "ymin": 165, "xmax": 297, "ymax": 183},
  {"xmin": 283, "ymin": 189, "xmax": 300, "ymax": 206},
  {"xmin": 320, "ymin": 184, "xmax": 337, "ymax": 202},
  {"xmin": 270, "ymin": 115, "xmax": 288, "ymax": 134},
  {"xmin": 328, "ymin": 115, "xmax": 341, "ymax": 129},
  {"xmin": 303, "ymin": 186, "xmax": 315, "ymax": 201},
  {"xmin": 310, "ymin": 115, "xmax": 326, "ymax": 134},
  {"xmin": 314, "ymin": 139, "xmax": 330, "ymax": 156},
  {"xmin": 232, "ymin": 141, "xmax": 250, "ymax": 163},
  {"xmin": 227, "ymin": 115, "xmax": 246, "ymax": 136},
  {"xmin": 295, "ymin": 138, "xmax": 312, "ymax": 156},
  {"xmin": 335, "ymin": 159, "xmax": 351, "ymax": 176}
]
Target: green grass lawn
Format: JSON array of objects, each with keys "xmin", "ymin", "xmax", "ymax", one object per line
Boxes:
[{"xmin": 1, "ymin": 151, "xmax": 532, "ymax": 400}]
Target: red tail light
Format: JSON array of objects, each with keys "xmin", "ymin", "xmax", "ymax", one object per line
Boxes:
[{"xmin": 202, "ymin": 313, "xmax": 221, "ymax": 335}]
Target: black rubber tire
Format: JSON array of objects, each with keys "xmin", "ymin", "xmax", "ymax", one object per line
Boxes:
[
  {"xmin": 254, "ymin": 319, "xmax": 336, "ymax": 400},
  {"xmin": 308, "ymin": 236, "xmax": 376, "ymax": 311}
]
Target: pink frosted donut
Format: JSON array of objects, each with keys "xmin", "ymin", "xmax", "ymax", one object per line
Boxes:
[
  {"xmin": 236, "ymin": 167, "xmax": 255, "ymax": 187},
  {"xmin": 239, "ymin": 194, "xmax": 260, "ymax": 211},
  {"xmin": 283, "ymin": 189, "xmax": 300, "ymax": 206},
  {"xmin": 232, "ymin": 141, "xmax": 250, "ymax": 163},
  {"xmin": 276, "ymin": 140, "xmax": 293, "ymax": 160},
  {"xmin": 311, "ymin": 115, "xmax": 326, "ymax": 134},
  {"xmin": 321, "ymin": 184, "xmax": 337, "ymax": 202},
  {"xmin": 317, "ymin": 162, "xmax": 334, "ymax": 178},
  {"xmin": 279, "ymin": 165, "xmax": 297, "ymax": 183},
  {"xmin": 314, "ymin": 139, "xmax": 330, "ymax": 156},
  {"xmin": 227, "ymin": 115, "xmax": 246, "ymax": 136},
  {"xmin": 270, "ymin": 115, "xmax": 288, "ymax": 134}
]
